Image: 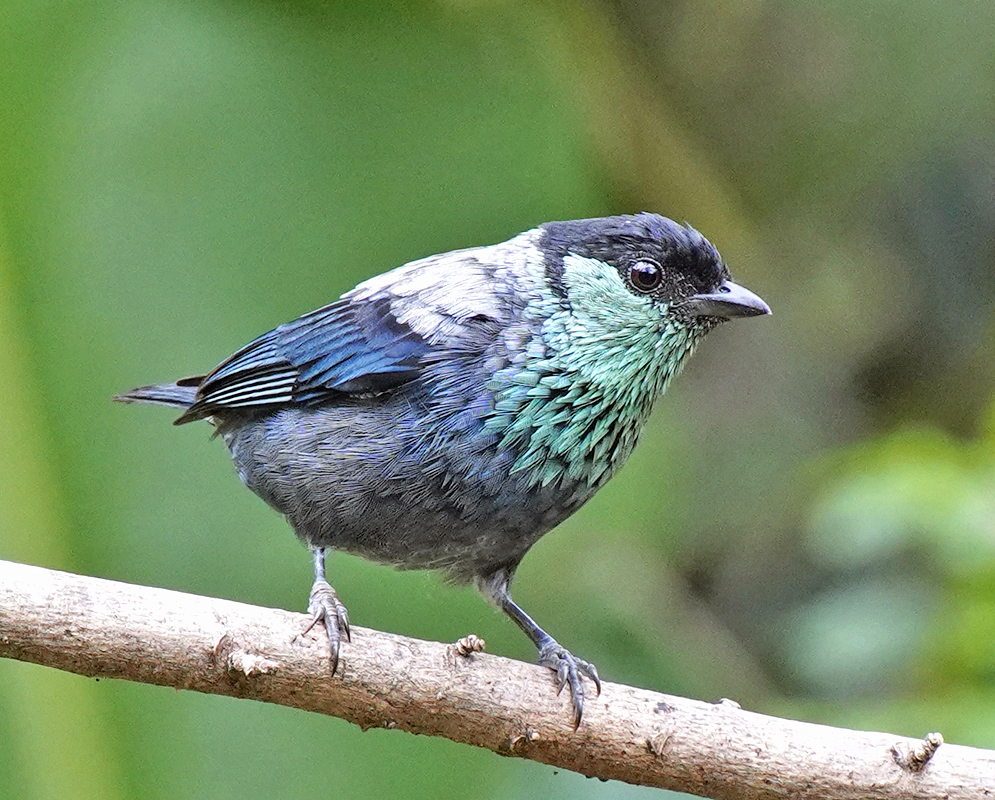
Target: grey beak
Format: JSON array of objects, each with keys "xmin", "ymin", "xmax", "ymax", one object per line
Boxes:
[{"xmin": 680, "ymin": 280, "xmax": 771, "ymax": 319}]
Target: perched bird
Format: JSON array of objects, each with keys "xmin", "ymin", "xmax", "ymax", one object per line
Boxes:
[{"xmin": 117, "ymin": 213, "xmax": 769, "ymax": 726}]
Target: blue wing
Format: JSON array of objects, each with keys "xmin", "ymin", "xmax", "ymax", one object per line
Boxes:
[
  {"xmin": 176, "ymin": 296, "xmax": 430, "ymax": 423},
  {"xmin": 174, "ymin": 245, "xmax": 519, "ymax": 424},
  {"xmin": 176, "ymin": 245, "xmax": 517, "ymax": 424}
]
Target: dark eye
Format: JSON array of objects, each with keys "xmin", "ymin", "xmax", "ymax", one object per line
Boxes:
[{"xmin": 628, "ymin": 260, "xmax": 662, "ymax": 292}]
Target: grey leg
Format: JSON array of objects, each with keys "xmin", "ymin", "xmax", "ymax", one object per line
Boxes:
[
  {"xmin": 303, "ymin": 547, "xmax": 351, "ymax": 674},
  {"xmin": 477, "ymin": 569, "xmax": 601, "ymax": 728}
]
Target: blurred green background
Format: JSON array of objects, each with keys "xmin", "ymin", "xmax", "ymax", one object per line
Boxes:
[{"xmin": 2, "ymin": 1, "xmax": 994, "ymax": 798}]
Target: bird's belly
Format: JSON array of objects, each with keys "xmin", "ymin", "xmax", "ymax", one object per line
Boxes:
[{"xmin": 222, "ymin": 403, "xmax": 595, "ymax": 580}]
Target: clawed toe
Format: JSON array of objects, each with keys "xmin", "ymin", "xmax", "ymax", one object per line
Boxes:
[
  {"xmin": 304, "ymin": 579, "xmax": 350, "ymax": 674},
  {"xmin": 538, "ymin": 641, "xmax": 601, "ymax": 728},
  {"xmin": 475, "ymin": 572, "xmax": 602, "ymax": 728}
]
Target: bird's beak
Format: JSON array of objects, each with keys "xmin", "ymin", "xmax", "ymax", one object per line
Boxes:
[{"xmin": 680, "ymin": 280, "xmax": 771, "ymax": 319}]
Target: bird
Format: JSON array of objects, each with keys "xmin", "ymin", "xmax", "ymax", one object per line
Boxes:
[{"xmin": 116, "ymin": 212, "xmax": 770, "ymax": 727}]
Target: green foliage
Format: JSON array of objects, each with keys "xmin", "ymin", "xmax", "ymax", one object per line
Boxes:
[{"xmin": 795, "ymin": 422, "xmax": 995, "ymax": 700}]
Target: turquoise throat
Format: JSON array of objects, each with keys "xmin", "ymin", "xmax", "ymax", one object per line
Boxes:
[{"xmin": 484, "ymin": 253, "xmax": 708, "ymax": 491}]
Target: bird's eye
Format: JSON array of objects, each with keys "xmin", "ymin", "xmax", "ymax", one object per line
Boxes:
[{"xmin": 628, "ymin": 260, "xmax": 663, "ymax": 293}]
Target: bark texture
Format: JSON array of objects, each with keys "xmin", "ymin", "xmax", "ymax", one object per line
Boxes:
[{"xmin": 1, "ymin": 559, "xmax": 992, "ymax": 798}]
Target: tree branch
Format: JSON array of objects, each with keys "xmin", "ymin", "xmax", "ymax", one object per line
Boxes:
[{"xmin": 0, "ymin": 559, "xmax": 991, "ymax": 798}]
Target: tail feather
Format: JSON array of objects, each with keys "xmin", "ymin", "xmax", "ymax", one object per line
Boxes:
[{"xmin": 114, "ymin": 377, "xmax": 203, "ymax": 410}]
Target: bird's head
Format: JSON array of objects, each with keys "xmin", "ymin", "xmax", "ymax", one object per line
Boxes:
[
  {"xmin": 526, "ymin": 213, "xmax": 769, "ymax": 399},
  {"xmin": 538, "ymin": 212, "xmax": 769, "ymax": 329}
]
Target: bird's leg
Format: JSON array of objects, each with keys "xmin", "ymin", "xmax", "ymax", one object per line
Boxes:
[
  {"xmin": 476, "ymin": 570, "xmax": 601, "ymax": 728},
  {"xmin": 302, "ymin": 546, "xmax": 350, "ymax": 674}
]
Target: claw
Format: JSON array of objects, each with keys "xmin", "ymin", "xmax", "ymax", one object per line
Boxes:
[
  {"xmin": 477, "ymin": 572, "xmax": 601, "ymax": 728},
  {"xmin": 537, "ymin": 640, "xmax": 599, "ymax": 728},
  {"xmin": 304, "ymin": 578, "xmax": 351, "ymax": 674},
  {"xmin": 586, "ymin": 662, "xmax": 602, "ymax": 696}
]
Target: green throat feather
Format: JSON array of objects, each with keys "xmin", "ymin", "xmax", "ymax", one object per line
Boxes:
[{"xmin": 485, "ymin": 253, "xmax": 708, "ymax": 491}]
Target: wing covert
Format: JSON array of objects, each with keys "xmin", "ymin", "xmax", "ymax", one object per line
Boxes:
[
  {"xmin": 176, "ymin": 297, "xmax": 428, "ymax": 422},
  {"xmin": 175, "ymin": 246, "xmax": 515, "ymax": 423}
]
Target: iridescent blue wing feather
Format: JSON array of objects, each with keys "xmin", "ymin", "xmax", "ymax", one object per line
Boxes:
[
  {"xmin": 176, "ymin": 297, "xmax": 430, "ymax": 423},
  {"xmin": 175, "ymin": 247, "xmax": 516, "ymax": 424}
]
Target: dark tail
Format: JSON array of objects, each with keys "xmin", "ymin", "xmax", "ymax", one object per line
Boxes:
[{"xmin": 114, "ymin": 376, "xmax": 204, "ymax": 410}]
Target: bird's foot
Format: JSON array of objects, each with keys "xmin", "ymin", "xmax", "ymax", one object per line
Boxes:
[
  {"xmin": 303, "ymin": 579, "xmax": 351, "ymax": 674},
  {"xmin": 537, "ymin": 640, "xmax": 601, "ymax": 729}
]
